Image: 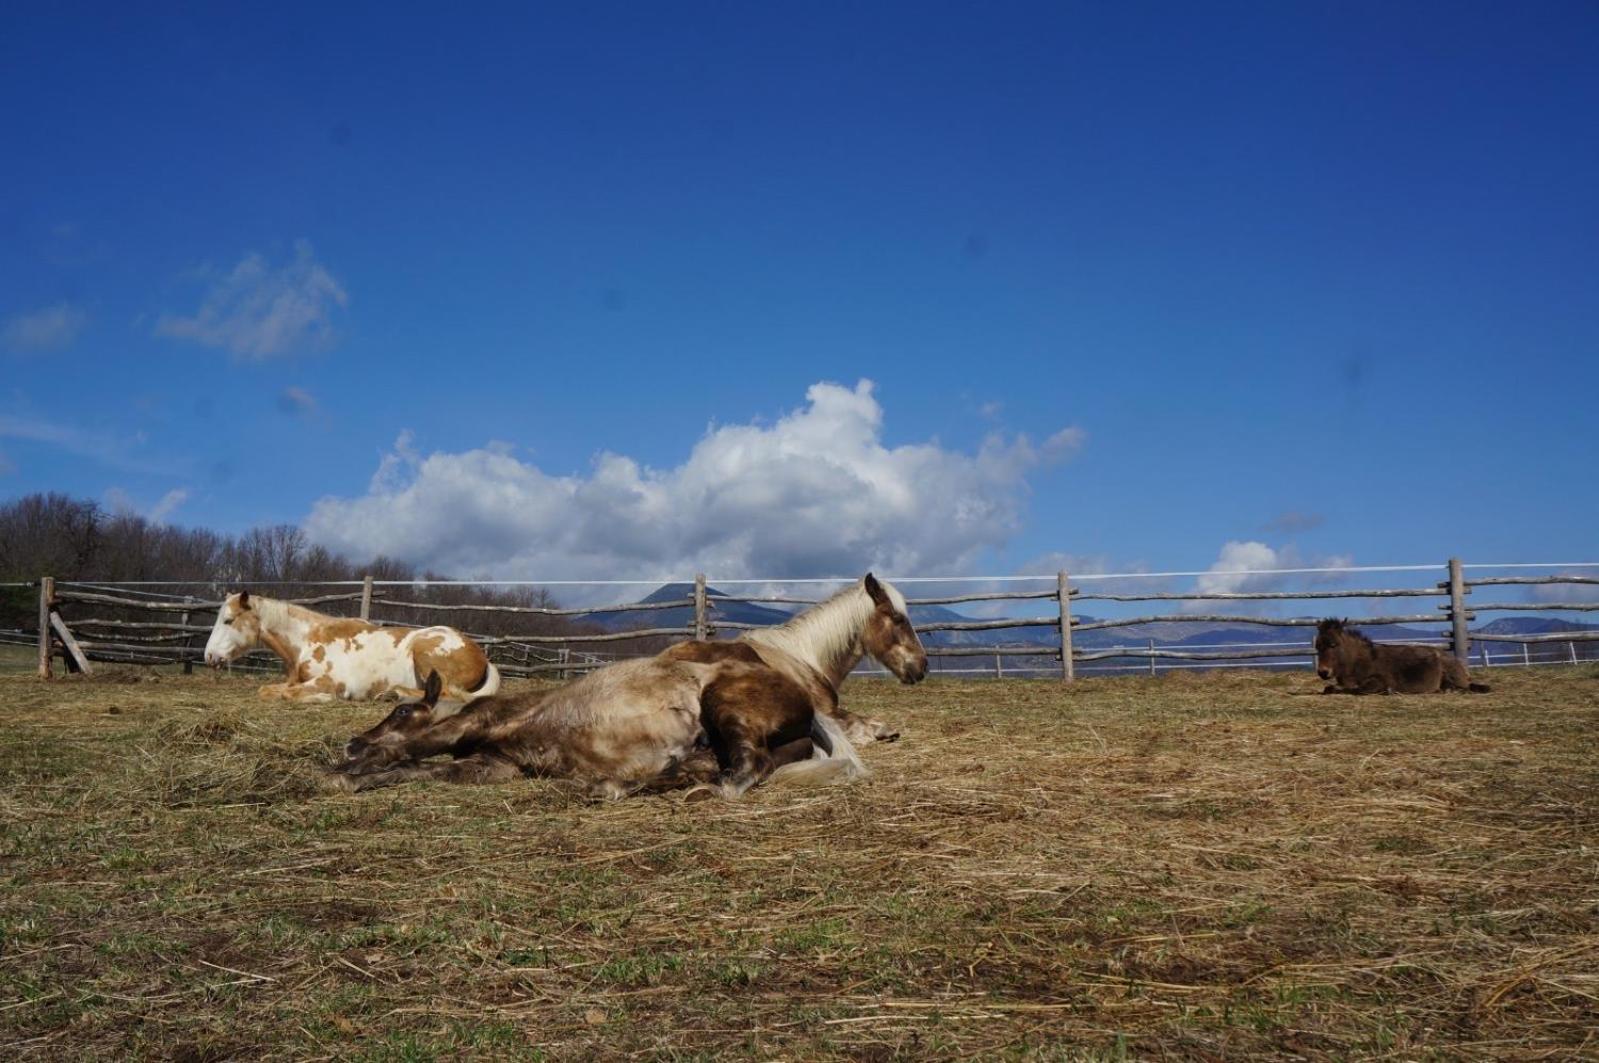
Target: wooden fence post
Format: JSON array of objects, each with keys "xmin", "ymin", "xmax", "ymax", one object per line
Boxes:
[
  {"xmin": 1057, "ymin": 570, "xmax": 1074, "ymax": 682},
  {"xmin": 180, "ymin": 596, "xmax": 194, "ymax": 675},
  {"xmin": 693, "ymin": 574, "xmax": 708, "ymax": 641},
  {"xmin": 360, "ymin": 575, "xmax": 374, "ymax": 621},
  {"xmin": 37, "ymin": 576, "xmax": 53, "ymax": 679},
  {"xmin": 1447, "ymin": 557, "xmax": 1469, "ymax": 661},
  {"xmin": 1148, "ymin": 638, "xmax": 1156, "ymax": 677}
]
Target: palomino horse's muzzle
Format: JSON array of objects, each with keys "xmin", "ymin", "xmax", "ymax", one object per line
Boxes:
[{"xmin": 898, "ymin": 655, "xmax": 928, "ymax": 685}]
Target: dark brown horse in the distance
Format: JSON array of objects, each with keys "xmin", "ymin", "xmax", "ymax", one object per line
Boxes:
[{"xmin": 1315, "ymin": 618, "xmax": 1490, "ymax": 695}]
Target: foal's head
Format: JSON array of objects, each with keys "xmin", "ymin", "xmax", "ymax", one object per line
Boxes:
[
  {"xmin": 343, "ymin": 670, "xmax": 446, "ymax": 762},
  {"xmin": 861, "ymin": 574, "xmax": 928, "ymax": 684},
  {"xmin": 204, "ymin": 590, "xmax": 263, "ymax": 665},
  {"xmin": 1314, "ymin": 618, "xmax": 1369, "ymax": 679}
]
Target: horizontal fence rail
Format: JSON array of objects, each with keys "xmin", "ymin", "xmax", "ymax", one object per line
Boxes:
[{"xmin": 19, "ymin": 559, "xmax": 1599, "ymax": 681}]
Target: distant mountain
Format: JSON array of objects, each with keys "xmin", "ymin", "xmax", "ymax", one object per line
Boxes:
[
  {"xmin": 587, "ymin": 586, "xmax": 1597, "ymax": 659},
  {"xmin": 587, "ymin": 583, "xmax": 794, "ymax": 632},
  {"xmin": 1477, "ymin": 616, "xmax": 1599, "ymax": 635}
]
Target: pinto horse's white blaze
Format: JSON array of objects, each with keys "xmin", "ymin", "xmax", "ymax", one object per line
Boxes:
[{"xmin": 203, "ymin": 591, "xmax": 499, "ymax": 703}]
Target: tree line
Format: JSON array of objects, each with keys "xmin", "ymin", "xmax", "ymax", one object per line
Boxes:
[{"xmin": 0, "ymin": 492, "xmax": 595, "ymax": 641}]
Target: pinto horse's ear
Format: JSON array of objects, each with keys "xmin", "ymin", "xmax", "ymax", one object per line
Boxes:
[
  {"xmin": 863, "ymin": 573, "xmax": 891, "ymax": 609},
  {"xmin": 422, "ymin": 670, "xmax": 443, "ymax": 706},
  {"xmin": 237, "ymin": 590, "xmax": 251, "ymax": 610}
]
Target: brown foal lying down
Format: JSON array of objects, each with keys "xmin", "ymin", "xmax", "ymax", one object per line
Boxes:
[
  {"xmin": 1314, "ymin": 618, "xmax": 1491, "ymax": 695},
  {"xmin": 332, "ymin": 574, "xmax": 927, "ymax": 799}
]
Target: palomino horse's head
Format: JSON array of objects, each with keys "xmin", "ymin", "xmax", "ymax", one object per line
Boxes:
[
  {"xmin": 1314, "ymin": 618, "xmax": 1361, "ymax": 680},
  {"xmin": 341, "ymin": 670, "xmax": 447, "ymax": 766},
  {"xmin": 204, "ymin": 590, "xmax": 263, "ymax": 666},
  {"xmin": 861, "ymin": 574, "xmax": 928, "ymax": 684}
]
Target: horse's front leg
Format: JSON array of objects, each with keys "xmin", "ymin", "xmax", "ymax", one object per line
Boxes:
[
  {"xmin": 826, "ymin": 704, "xmax": 899, "ymax": 743},
  {"xmin": 282, "ymin": 679, "xmax": 340, "ymax": 704}
]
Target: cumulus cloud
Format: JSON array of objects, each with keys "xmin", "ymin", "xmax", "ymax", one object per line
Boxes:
[
  {"xmin": 3, "ymin": 302, "xmax": 88, "ymax": 352},
  {"xmin": 156, "ymin": 240, "xmax": 347, "ymax": 359},
  {"xmin": 304, "ymin": 380, "xmax": 1084, "ymax": 581},
  {"xmin": 1529, "ymin": 573, "xmax": 1599, "ymax": 605},
  {"xmin": 1196, "ymin": 540, "xmax": 1354, "ymax": 594}
]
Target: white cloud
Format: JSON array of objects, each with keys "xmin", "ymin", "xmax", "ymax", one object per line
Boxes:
[
  {"xmin": 276, "ymin": 386, "xmax": 318, "ymax": 417},
  {"xmin": 3, "ymin": 302, "xmax": 88, "ymax": 352},
  {"xmin": 105, "ymin": 486, "xmax": 190, "ymax": 524},
  {"xmin": 104, "ymin": 487, "xmax": 137, "ymax": 516},
  {"xmin": 156, "ymin": 240, "xmax": 347, "ymax": 359},
  {"xmin": 0, "ymin": 413, "xmax": 183, "ymax": 476},
  {"xmin": 304, "ymin": 380, "xmax": 1084, "ymax": 581},
  {"xmin": 1529, "ymin": 574, "xmax": 1599, "ymax": 605},
  {"xmin": 148, "ymin": 488, "xmax": 190, "ymax": 524},
  {"xmin": 1191, "ymin": 540, "xmax": 1356, "ymax": 610}
]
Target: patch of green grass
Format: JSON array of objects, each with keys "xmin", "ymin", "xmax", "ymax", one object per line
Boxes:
[{"xmin": 591, "ymin": 951, "xmax": 685, "ymax": 986}]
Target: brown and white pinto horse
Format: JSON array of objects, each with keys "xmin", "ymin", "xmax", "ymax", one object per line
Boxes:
[
  {"xmin": 204, "ymin": 591, "xmax": 500, "ymax": 703},
  {"xmin": 332, "ymin": 574, "xmax": 925, "ymax": 798}
]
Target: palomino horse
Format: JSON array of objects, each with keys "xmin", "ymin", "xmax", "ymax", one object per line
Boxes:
[
  {"xmin": 332, "ymin": 574, "xmax": 926, "ymax": 798},
  {"xmin": 1314, "ymin": 618, "xmax": 1490, "ymax": 695},
  {"xmin": 204, "ymin": 591, "xmax": 501, "ymax": 703}
]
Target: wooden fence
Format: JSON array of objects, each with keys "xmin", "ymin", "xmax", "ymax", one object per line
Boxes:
[{"xmin": 20, "ymin": 559, "xmax": 1599, "ymax": 681}]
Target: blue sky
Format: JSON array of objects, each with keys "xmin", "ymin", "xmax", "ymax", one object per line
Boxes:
[{"xmin": 3, "ymin": 2, "xmax": 1596, "ymax": 582}]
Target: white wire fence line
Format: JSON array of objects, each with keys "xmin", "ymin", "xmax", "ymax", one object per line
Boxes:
[{"xmin": 21, "ymin": 558, "xmax": 1599, "ymax": 680}]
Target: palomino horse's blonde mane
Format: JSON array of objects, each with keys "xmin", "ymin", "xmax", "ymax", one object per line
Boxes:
[{"xmin": 743, "ymin": 578, "xmax": 910, "ymax": 687}]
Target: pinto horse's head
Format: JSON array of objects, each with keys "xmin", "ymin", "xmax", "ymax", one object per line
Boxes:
[
  {"xmin": 204, "ymin": 590, "xmax": 262, "ymax": 666},
  {"xmin": 861, "ymin": 573, "xmax": 928, "ymax": 684},
  {"xmin": 341, "ymin": 670, "xmax": 446, "ymax": 766}
]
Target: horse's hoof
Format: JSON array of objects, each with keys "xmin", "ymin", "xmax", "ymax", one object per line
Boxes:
[
  {"xmin": 682, "ymin": 784, "xmax": 718, "ymax": 803},
  {"xmin": 875, "ymin": 730, "xmax": 901, "ymax": 743}
]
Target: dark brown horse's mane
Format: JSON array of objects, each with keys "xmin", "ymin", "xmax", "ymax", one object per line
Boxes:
[{"xmin": 1317, "ymin": 617, "xmax": 1374, "ymax": 648}]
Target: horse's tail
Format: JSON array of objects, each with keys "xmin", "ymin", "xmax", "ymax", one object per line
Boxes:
[
  {"xmin": 1468, "ymin": 681, "xmax": 1492, "ymax": 693},
  {"xmin": 468, "ymin": 661, "xmax": 502, "ymax": 698},
  {"xmin": 768, "ymin": 712, "xmax": 869, "ymax": 788}
]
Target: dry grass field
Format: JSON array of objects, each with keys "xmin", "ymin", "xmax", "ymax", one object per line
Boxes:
[{"xmin": 2, "ymin": 663, "xmax": 1597, "ymax": 1060}]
